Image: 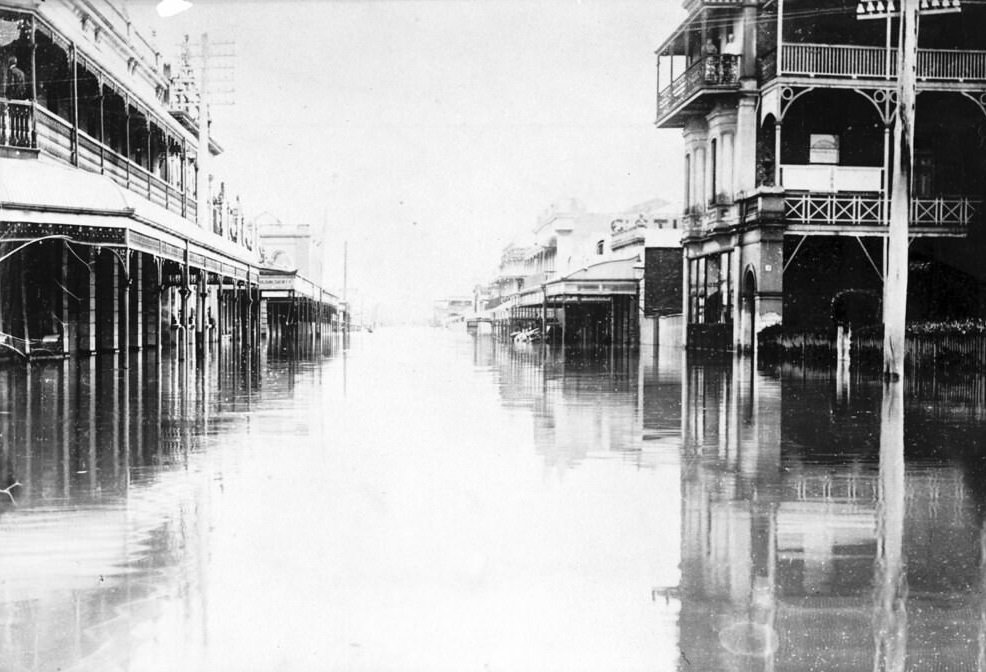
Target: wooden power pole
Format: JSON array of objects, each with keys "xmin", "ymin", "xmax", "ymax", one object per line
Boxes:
[{"xmin": 883, "ymin": 0, "xmax": 919, "ymax": 380}]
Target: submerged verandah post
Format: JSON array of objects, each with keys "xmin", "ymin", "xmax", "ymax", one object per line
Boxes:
[{"xmin": 883, "ymin": 0, "xmax": 918, "ymax": 380}]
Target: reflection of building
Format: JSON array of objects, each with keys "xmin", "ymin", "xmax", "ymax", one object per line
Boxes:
[
  {"xmin": 490, "ymin": 343, "xmax": 643, "ymax": 470},
  {"xmin": 673, "ymin": 361, "xmax": 986, "ymax": 670},
  {"xmin": 655, "ymin": 0, "xmax": 986, "ymax": 351}
]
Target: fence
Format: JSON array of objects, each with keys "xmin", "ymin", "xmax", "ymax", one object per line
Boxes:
[{"xmin": 759, "ymin": 327, "xmax": 986, "ymax": 372}]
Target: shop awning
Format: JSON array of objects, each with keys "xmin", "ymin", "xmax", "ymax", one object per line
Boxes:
[
  {"xmin": 514, "ymin": 257, "xmax": 640, "ymax": 307},
  {"xmin": 0, "ymin": 158, "xmax": 258, "ymax": 280}
]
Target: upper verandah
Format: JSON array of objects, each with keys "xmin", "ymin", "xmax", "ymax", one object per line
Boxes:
[
  {"xmin": 4, "ymin": 0, "xmax": 193, "ymax": 139},
  {"xmin": 655, "ymin": 0, "xmax": 986, "ymax": 127}
]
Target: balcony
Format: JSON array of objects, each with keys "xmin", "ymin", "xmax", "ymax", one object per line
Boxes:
[
  {"xmin": 682, "ymin": 202, "xmax": 740, "ymax": 239},
  {"xmin": 737, "ymin": 189, "xmax": 978, "ymax": 234},
  {"xmin": 4, "ymin": 99, "xmax": 199, "ymax": 223},
  {"xmin": 775, "ymin": 43, "xmax": 986, "ymax": 82},
  {"xmin": 784, "ymin": 192, "xmax": 978, "ymax": 231},
  {"xmin": 656, "ymin": 55, "xmax": 741, "ymax": 126}
]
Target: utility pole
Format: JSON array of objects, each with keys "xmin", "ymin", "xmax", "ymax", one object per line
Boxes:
[
  {"xmin": 861, "ymin": 0, "xmax": 962, "ymax": 378},
  {"xmin": 197, "ymin": 32, "xmax": 209, "ymax": 231},
  {"xmin": 177, "ymin": 33, "xmax": 235, "ymax": 231},
  {"xmin": 343, "ymin": 241, "xmax": 348, "ymax": 331},
  {"xmin": 883, "ymin": 0, "xmax": 918, "ymax": 380}
]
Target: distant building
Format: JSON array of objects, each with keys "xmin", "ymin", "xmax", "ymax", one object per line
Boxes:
[
  {"xmin": 254, "ymin": 213, "xmax": 324, "ymax": 286},
  {"xmin": 253, "ymin": 213, "xmax": 341, "ymax": 341},
  {"xmin": 432, "ymin": 297, "xmax": 473, "ymax": 327},
  {"xmin": 488, "ymin": 196, "xmax": 682, "ymax": 347}
]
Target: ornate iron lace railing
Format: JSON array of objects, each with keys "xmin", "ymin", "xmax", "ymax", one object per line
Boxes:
[{"xmin": 657, "ymin": 54, "xmax": 741, "ymax": 121}]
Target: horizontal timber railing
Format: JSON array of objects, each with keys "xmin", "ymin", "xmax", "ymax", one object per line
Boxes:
[{"xmin": 30, "ymin": 104, "xmax": 190, "ymax": 220}]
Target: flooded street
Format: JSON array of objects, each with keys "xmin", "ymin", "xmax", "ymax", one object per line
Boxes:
[{"xmin": 1, "ymin": 329, "xmax": 986, "ymax": 671}]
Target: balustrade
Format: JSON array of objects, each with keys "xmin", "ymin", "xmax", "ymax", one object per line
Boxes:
[
  {"xmin": 783, "ymin": 192, "xmax": 978, "ymax": 228},
  {"xmin": 657, "ymin": 54, "xmax": 741, "ymax": 121},
  {"xmin": 21, "ymin": 104, "xmax": 195, "ymax": 221},
  {"xmin": 778, "ymin": 42, "xmax": 986, "ymax": 81},
  {"xmin": 0, "ymin": 100, "xmax": 34, "ymax": 148}
]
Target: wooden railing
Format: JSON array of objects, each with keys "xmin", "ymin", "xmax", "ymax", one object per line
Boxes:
[
  {"xmin": 781, "ymin": 43, "xmax": 889, "ymax": 78},
  {"xmin": 3, "ymin": 100, "xmax": 240, "ymax": 252},
  {"xmin": 784, "ymin": 192, "xmax": 979, "ymax": 228},
  {"xmin": 918, "ymin": 48, "xmax": 986, "ymax": 81},
  {"xmin": 33, "ymin": 106, "xmax": 189, "ymax": 219},
  {"xmin": 779, "ymin": 43, "xmax": 986, "ymax": 81},
  {"xmin": 657, "ymin": 55, "xmax": 741, "ymax": 122}
]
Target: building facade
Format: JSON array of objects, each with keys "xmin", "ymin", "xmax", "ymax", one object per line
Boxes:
[
  {"xmin": 488, "ymin": 197, "xmax": 682, "ymax": 347},
  {"xmin": 0, "ymin": 0, "xmax": 262, "ymax": 361},
  {"xmin": 253, "ymin": 212, "xmax": 341, "ymax": 346},
  {"xmin": 656, "ymin": 0, "xmax": 986, "ymax": 351}
]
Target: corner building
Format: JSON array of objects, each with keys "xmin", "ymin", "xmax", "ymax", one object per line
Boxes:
[
  {"xmin": 656, "ymin": 0, "xmax": 986, "ymax": 351},
  {"xmin": 0, "ymin": 0, "xmax": 259, "ymax": 360}
]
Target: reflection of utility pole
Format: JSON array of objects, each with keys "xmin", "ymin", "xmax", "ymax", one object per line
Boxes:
[{"xmin": 875, "ymin": 381, "xmax": 907, "ymax": 671}]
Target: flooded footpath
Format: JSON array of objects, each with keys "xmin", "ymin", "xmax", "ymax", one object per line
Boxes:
[{"xmin": 1, "ymin": 327, "xmax": 986, "ymax": 671}]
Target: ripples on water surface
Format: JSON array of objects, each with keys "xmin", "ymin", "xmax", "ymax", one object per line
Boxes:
[{"xmin": 0, "ymin": 327, "xmax": 984, "ymax": 671}]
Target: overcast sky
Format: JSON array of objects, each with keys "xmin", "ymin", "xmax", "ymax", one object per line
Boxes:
[{"xmin": 128, "ymin": 0, "xmax": 685, "ymax": 320}]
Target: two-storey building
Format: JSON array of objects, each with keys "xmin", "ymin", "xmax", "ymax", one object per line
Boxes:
[
  {"xmin": 0, "ymin": 0, "xmax": 260, "ymax": 361},
  {"xmin": 253, "ymin": 212, "xmax": 341, "ymax": 347},
  {"xmin": 656, "ymin": 0, "xmax": 986, "ymax": 351},
  {"xmin": 493, "ymin": 197, "xmax": 683, "ymax": 347}
]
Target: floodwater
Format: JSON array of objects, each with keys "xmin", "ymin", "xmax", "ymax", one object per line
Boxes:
[{"xmin": 0, "ymin": 328, "xmax": 985, "ymax": 671}]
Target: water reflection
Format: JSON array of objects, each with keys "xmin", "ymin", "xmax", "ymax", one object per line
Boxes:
[
  {"xmin": 479, "ymin": 337, "xmax": 986, "ymax": 671},
  {"xmin": 673, "ymin": 359, "xmax": 986, "ymax": 671},
  {"xmin": 0, "ymin": 341, "xmax": 337, "ymax": 672},
  {"xmin": 1, "ymin": 332, "xmax": 986, "ymax": 670}
]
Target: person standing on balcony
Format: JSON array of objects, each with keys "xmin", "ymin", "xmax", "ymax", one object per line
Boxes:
[
  {"xmin": 721, "ymin": 33, "xmax": 740, "ymax": 82},
  {"xmin": 703, "ymin": 38, "xmax": 719, "ymax": 81},
  {"xmin": 5, "ymin": 56, "xmax": 26, "ymax": 99}
]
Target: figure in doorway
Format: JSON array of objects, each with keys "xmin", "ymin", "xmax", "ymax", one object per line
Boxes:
[{"xmin": 5, "ymin": 56, "xmax": 26, "ymax": 99}]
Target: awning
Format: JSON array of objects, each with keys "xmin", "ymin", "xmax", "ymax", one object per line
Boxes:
[
  {"xmin": 260, "ymin": 268, "xmax": 339, "ymax": 306},
  {"xmin": 513, "ymin": 257, "xmax": 640, "ymax": 307},
  {"xmin": 0, "ymin": 157, "xmax": 131, "ymax": 212},
  {"xmin": 0, "ymin": 158, "xmax": 258, "ymax": 280}
]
